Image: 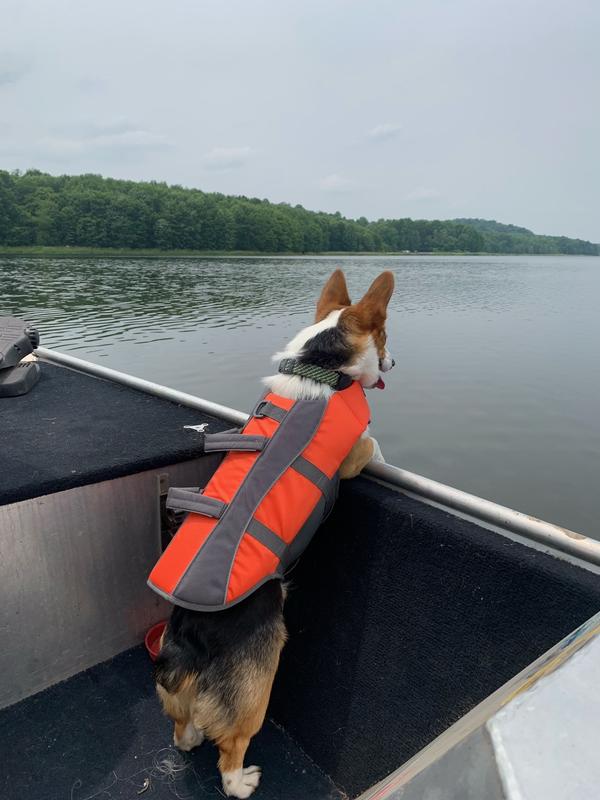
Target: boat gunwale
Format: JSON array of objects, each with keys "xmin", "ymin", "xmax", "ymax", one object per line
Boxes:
[
  {"xmin": 356, "ymin": 610, "xmax": 600, "ymax": 800},
  {"xmin": 36, "ymin": 346, "xmax": 600, "ymax": 568}
]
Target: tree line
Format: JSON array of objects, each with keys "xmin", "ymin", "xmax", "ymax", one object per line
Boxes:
[{"xmin": 0, "ymin": 170, "xmax": 597, "ymax": 255}]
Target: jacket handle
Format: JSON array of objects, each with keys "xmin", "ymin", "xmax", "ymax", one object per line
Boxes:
[{"xmin": 166, "ymin": 488, "xmax": 226, "ymax": 518}]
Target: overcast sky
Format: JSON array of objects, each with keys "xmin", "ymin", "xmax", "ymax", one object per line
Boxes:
[{"xmin": 1, "ymin": 0, "xmax": 598, "ymax": 241}]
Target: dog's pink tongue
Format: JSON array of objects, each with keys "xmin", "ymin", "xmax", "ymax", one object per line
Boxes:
[{"xmin": 375, "ymin": 377, "xmax": 385, "ymax": 389}]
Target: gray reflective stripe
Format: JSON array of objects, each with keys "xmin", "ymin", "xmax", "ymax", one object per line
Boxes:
[
  {"xmin": 173, "ymin": 396, "xmax": 327, "ymax": 607},
  {"xmin": 148, "ymin": 573, "xmax": 284, "ymax": 613},
  {"xmin": 254, "ymin": 401, "xmax": 288, "ymax": 423},
  {"xmin": 291, "ymin": 455, "xmax": 330, "ymax": 492},
  {"xmin": 204, "ymin": 432, "xmax": 266, "ymax": 452},
  {"xmin": 166, "ymin": 487, "xmax": 226, "ymax": 518},
  {"xmin": 281, "ymin": 473, "xmax": 340, "ymax": 571},
  {"xmin": 281, "ymin": 495, "xmax": 326, "ymax": 570},
  {"xmin": 246, "ymin": 518, "xmax": 287, "ymax": 559}
]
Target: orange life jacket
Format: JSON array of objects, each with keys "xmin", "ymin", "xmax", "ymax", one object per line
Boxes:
[{"xmin": 148, "ymin": 381, "xmax": 370, "ymax": 611}]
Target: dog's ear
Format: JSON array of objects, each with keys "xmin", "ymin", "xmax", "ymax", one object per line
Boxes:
[
  {"xmin": 315, "ymin": 269, "xmax": 352, "ymax": 322},
  {"xmin": 354, "ymin": 271, "xmax": 395, "ymax": 328}
]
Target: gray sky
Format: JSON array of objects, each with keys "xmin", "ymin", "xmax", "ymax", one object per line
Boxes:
[{"xmin": 1, "ymin": 0, "xmax": 598, "ymax": 241}]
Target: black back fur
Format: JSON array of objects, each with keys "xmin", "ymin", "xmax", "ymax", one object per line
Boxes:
[{"xmin": 155, "ymin": 580, "xmax": 285, "ymax": 701}]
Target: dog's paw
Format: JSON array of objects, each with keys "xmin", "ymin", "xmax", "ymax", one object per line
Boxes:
[
  {"xmin": 222, "ymin": 766, "xmax": 262, "ymax": 798},
  {"xmin": 369, "ymin": 437, "xmax": 385, "ymax": 464}
]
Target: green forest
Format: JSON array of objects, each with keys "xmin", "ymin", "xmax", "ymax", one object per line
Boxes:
[{"xmin": 0, "ymin": 170, "xmax": 597, "ymax": 255}]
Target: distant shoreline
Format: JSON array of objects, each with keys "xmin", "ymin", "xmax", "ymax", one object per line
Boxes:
[
  {"xmin": 3, "ymin": 172, "xmax": 597, "ymax": 256},
  {"xmin": 1, "ymin": 246, "xmax": 598, "ymax": 259}
]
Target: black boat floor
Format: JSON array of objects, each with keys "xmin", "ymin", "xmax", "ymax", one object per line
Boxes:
[
  {"xmin": 0, "ymin": 362, "xmax": 230, "ymax": 506},
  {"xmin": 0, "ymin": 647, "xmax": 342, "ymax": 800}
]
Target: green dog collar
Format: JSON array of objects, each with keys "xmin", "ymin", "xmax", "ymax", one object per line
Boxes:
[{"xmin": 278, "ymin": 358, "xmax": 353, "ymax": 390}]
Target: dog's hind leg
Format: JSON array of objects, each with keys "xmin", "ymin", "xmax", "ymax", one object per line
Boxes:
[
  {"xmin": 218, "ymin": 734, "xmax": 261, "ymax": 799},
  {"xmin": 216, "ymin": 682, "xmax": 272, "ymax": 798},
  {"xmin": 156, "ymin": 678, "xmax": 205, "ymax": 752},
  {"xmin": 215, "ymin": 647, "xmax": 282, "ymax": 798},
  {"xmin": 174, "ymin": 719, "xmax": 205, "ymax": 751}
]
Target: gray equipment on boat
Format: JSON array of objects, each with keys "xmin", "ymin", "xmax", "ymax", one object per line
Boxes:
[{"xmin": 0, "ymin": 317, "xmax": 40, "ymax": 397}]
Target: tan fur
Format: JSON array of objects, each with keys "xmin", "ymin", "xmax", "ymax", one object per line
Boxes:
[
  {"xmin": 315, "ymin": 269, "xmax": 352, "ymax": 322},
  {"xmin": 354, "ymin": 270, "xmax": 394, "ymax": 327},
  {"xmin": 345, "ymin": 327, "xmax": 385, "ymax": 363},
  {"xmin": 339, "ymin": 436, "xmax": 375, "ymax": 479},
  {"xmin": 340, "ymin": 270, "xmax": 395, "ymax": 478},
  {"xmin": 157, "ymin": 621, "xmax": 286, "ymax": 788},
  {"xmin": 317, "ymin": 269, "xmax": 393, "ymax": 355},
  {"xmin": 156, "ymin": 673, "xmax": 198, "ymax": 726},
  {"xmin": 214, "ymin": 667, "xmax": 277, "ymax": 775},
  {"xmin": 341, "ymin": 271, "xmax": 394, "ymax": 360}
]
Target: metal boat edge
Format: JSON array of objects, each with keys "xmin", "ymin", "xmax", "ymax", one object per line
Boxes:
[{"xmin": 357, "ymin": 610, "xmax": 600, "ymax": 800}]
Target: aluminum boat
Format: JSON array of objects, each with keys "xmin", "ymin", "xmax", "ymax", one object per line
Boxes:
[{"xmin": 1, "ymin": 344, "xmax": 599, "ymax": 800}]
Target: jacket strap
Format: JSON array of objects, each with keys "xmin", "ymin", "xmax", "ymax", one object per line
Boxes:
[
  {"xmin": 253, "ymin": 400, "xmax": 288, "ymax": 423},
  {"xmin": 203, "ymin": 432, "xmax": 267, "ymax": 453},
  {"xmin": 246, "ymin": 518, "xmax": 287, "ymax": 558},
  {"xmin": 291, "ymin": 455, "xmax": 330, "ymax": 492},
  {"xmin": 166, "ymin": 487, "xmax": 226, "ymax": 518}
]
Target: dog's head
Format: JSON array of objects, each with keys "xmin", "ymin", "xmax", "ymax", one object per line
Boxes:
[
  {"xmin": 315, "ymin": 268, "xmax": 395, "ymax": 388},
  {"xmin": 274, "ymin": 269, "xmax": 395, "ymax": 392}
]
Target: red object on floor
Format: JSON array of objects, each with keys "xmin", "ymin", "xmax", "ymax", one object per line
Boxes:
[{"xmin": 145, "ymin": 620, "xmax": 167, "ymax": 661}]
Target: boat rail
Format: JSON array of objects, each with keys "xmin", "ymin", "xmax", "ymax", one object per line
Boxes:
[{"xmin": 37, "ymin": 346, "xmax": 600, "ymax": 568}]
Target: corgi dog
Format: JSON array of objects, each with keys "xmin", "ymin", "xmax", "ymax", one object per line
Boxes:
[{"xmin": 154, "ymin": 269, "xmax": 395, "ymax": 798}]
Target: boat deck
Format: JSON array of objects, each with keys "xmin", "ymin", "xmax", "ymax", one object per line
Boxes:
[
  {"xmin": 0, "ymin": 646, "xmax": 342, "ymax": 800},
  {"xmin": 3, "ymin": 359, "xmax": 600, "ymax": 798},
  {"xmin": 0, "ymin": 361, "xmax": 230, "ymax": 506}
]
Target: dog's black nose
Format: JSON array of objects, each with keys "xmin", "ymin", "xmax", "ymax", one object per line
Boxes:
[{"xmin": 391, "ymin": 358, "xmax": 395, "ymax": 367}]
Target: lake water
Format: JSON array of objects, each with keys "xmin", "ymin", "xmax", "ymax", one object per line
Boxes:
[{"xmin": 2, "ymin": 254, "xmax": 599, "ymax": 539}]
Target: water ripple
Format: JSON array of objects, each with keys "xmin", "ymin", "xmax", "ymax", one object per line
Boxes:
[{"xmin": 2, "ymin": 254, "xmax": 599, "ymax": 538}]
